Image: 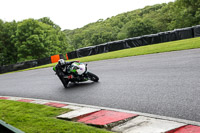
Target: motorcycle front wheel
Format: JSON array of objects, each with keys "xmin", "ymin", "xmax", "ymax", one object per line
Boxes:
[{"xmin": 87, "ymin": 72, "xmax": 99, "ymax": 82}]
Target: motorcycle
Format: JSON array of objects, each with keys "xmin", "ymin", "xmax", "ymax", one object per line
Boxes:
[{"xmin": 53, "ymin": 61, "xmax": 99, "ymax": 88}]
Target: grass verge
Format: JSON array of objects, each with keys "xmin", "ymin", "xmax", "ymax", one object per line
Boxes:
[
  {"xmin": 73, "ymin": 37, "xmax": 200, "ymax": 62},
  {"xmin": 0, "ymin": 100, "xmax": 111, "ymax": 133},
  {"xmin": 2, "ymin": 37, "xmax": 200, "ymax": 74}
]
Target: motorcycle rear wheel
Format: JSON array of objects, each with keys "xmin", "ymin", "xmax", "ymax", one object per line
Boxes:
[{"xmin": 87, "ymin": 72, "xmax": 99, "ymax": 82}]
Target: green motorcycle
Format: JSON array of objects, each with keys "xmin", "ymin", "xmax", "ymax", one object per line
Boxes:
[{"xmin": 53, "ymin": 62, "xmax": 99, "ymax": 88}]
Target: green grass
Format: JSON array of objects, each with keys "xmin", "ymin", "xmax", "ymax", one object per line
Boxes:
[
  {"xmin": 1, "ymin": 37, "xmax": 200, "ymax": 131},
  {"xmin": 0, "ymin": 100, "xmax": 111, "ymax": 133},
  {"xmin": 72, "ymin": 37, "xmax": 200, "ymax": 62},
  {"xmin": 2, "ymin": 37, "xmax": 200, "ymax": 74}
]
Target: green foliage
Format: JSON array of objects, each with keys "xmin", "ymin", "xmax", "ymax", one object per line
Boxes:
[
  {"xmin": 65, "ymin": 0, "xmax": 200, "ymax": 50},
  {"xmin": 118, "ymin": 18, "xmax": 158, "ymax": 39},
  {"xmin": 65, "ymin": 3, "xmax": 167, "ymax": 47},
  {"xmin": 0, "ymin": 18, "xmax": 70, "ymax": 65},
  {"xmin": 0, "ymin": 19, "xmax": 4, "ymax": 65},
  {"xmin": 172, "ymin": 0, "xmax": 200, "ymax": 27},
  {"xmin": 38, "ymin": 17, "xmax": 61, "ymax": 30},
  {"xmin": 1, "ymin": 0, "xmax": 200, "ymax": 65},
  {"xmin": 0, "ymin": 20, "xmax": 17, "ymax": 65},
  {"xmin": 15, "ymin": 19, "xmax": 47, "ymax": 61},
  {"xmin": 4, "ymin": 36, "xmax": 200, "ymax": 75},
  {"xmin": 15, "ymin": 18, "xmax": 70, "ymax": 62}
]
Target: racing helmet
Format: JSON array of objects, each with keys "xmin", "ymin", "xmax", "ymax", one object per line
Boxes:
[{"xmin": 58, "ymin": 59, "xmax": 65, "ymax": 66}]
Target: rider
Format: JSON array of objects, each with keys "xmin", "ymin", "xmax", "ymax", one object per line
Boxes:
[{"xmin": 55, "ymin": 59, "xmax": 79, "ymax": 88}]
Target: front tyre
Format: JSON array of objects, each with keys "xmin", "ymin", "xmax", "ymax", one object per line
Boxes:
[{"xmin": 87, "ymin": 72, "xmax": 99, "ymax": 82}]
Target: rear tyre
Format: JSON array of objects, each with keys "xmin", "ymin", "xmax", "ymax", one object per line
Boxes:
[{"xmin": 87, "ymin": 72, "xmax": 99, "ymax": 82}]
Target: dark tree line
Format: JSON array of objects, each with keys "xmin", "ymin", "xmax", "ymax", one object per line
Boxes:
[{"xmin": 1, "ymin": 0, "xmax": 200, "ymax": 66}]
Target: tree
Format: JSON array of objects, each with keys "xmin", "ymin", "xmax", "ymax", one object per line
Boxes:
[
  {"xmin": 118, "ymin": 18, "xmax": 158, "ymax": 39},
  {"xmin": 0, "ymin": 20, "xmax": 17, "ymax": 66},
  {"xmin": 15, "ymin": 18, "xmax": 69, "ymax": 62},
  {"xmin": 167, "ymin": 0, "xmax": 200, "ymax": 29},
  {"xmin": 65, "ymin": 3, "xmax": 168, "ymax": 48},
  {"xmin": 0, "ymin": 19, "xmax": 4, "ymax": 65},
  {"xmin": 38, "ymin": 17, "xmax": 61, "ymax": 30}
]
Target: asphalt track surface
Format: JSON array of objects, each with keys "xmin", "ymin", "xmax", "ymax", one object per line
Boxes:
[{"xmin": 0, "ymin": 48, "xmax": 200, "ymax": 122}]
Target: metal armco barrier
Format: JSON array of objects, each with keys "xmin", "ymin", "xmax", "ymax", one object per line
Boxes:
[{"xmin": 0, "ymin": 120, "xmax": 24, "ymax": 133}]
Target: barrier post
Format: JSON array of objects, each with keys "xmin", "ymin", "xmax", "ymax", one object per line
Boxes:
[
  {"xmin": 66, "ymin": 53, "xmax": 69, "ymax": 60},
  {"xmin": 51, "ymin": 55, "xmax": 60, "ymax": 63}
]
